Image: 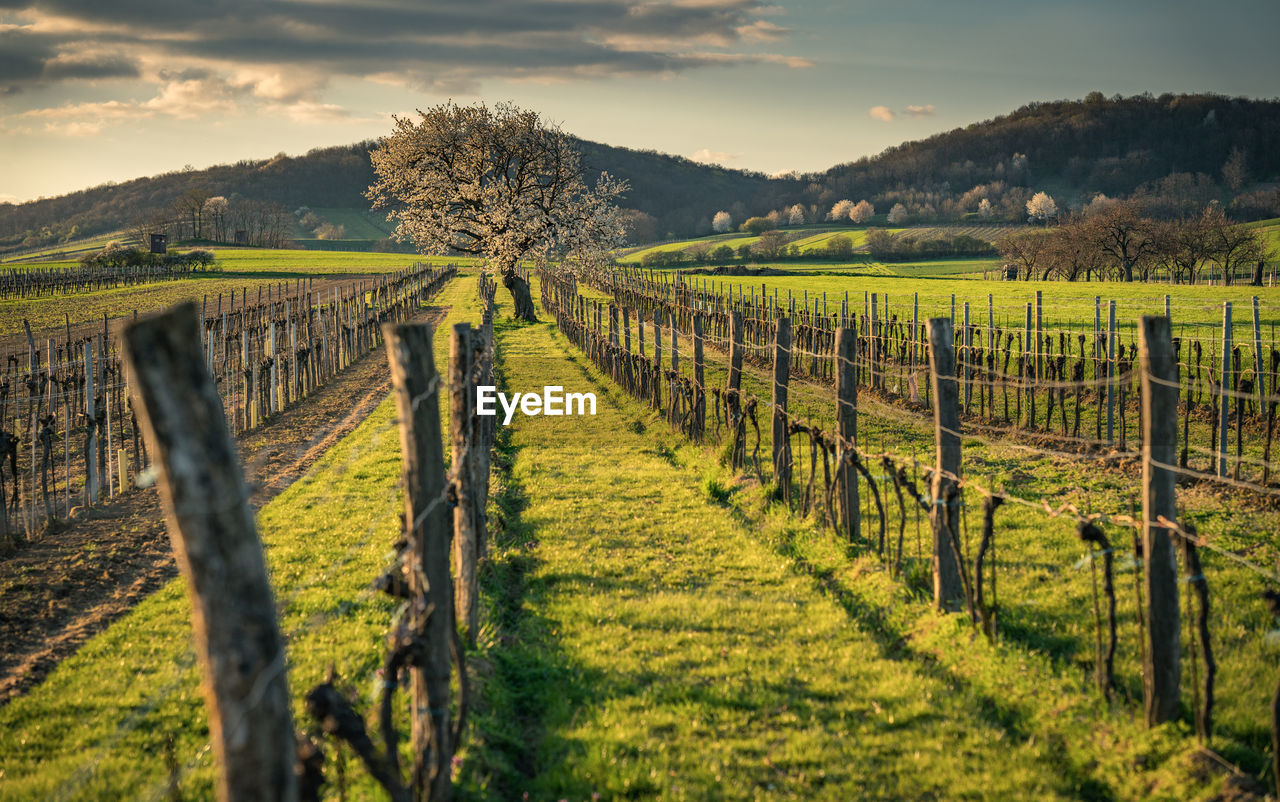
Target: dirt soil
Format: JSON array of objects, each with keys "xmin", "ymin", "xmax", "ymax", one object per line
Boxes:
[{"xmin": 0, "ymin": 304, "xmax": 450, "ymax": 705}]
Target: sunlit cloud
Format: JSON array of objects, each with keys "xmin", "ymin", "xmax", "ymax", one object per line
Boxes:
[{"xmin": 869, "ymin": 105, "xmax": 895, "ymax": 122}]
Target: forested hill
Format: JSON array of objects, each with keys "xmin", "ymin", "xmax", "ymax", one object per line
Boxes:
[
  {"xmin": 3, "ymin": 92, "xmax": 1278, "ymax": 253},
  {"xmin": 0, "ymin": 138, "xmax": 785, "ymax": 252},
  {"xmin": 808, "ymin": 93, "xmax": 1280, "ymax": 219}
]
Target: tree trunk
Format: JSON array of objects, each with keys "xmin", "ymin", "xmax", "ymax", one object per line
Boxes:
[
  {"xmin": 500, "ymin": 267, "xmax": 538, "ymax": 322},
  {"xmin": 1253, "ymin": 259, "xmax": 1265, "ymax": 287}
]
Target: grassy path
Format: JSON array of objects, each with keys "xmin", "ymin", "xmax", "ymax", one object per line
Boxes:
[{"xmin": 461, "ymin": 314, "xmax": 1120, "ymax": 800}]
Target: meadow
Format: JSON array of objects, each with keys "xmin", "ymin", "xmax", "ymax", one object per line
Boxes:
[{"xmin": 1, "ymin": 244, "xmax": 1279, "ymax": 799}]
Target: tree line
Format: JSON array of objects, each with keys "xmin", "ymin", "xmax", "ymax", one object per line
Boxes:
[{"xmin": 997, "ymin": 200, "xmax": 1271, "ymax": 283}]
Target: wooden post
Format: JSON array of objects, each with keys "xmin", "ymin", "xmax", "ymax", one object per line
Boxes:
[
  {"xmin": 1035, "ymin": 289, "xmax": 1043, "ymax": 381},
  {"xmin": 870, "ymin": 292, "xmax": 879, "ymax": 389},
  {"xmin": 653, "ymin": 310, "xmax": 662, "ymax": 411},
  {"xmin": 693, "ymin": 314, "xmax": 705, "ymax": 439},
  {"xmin": 927, "ymin": 318, "xmax": 964, "ymax": 612},
  {"xmin": 384, "ymin": 322, "xmax": 454, "ymax": 800},
  {"xmin": 836, "ymin": 328, "xmax": 859, "ymax": 541},
  {"xmin": 84, "ymin": 341, "xmax": 98, "ymax": 504},
  {"xmin": 1254, "ymin": 296, "xmax": 1265, "ymax": 409},
  {"xmin": 1107, "ymin": 300, "xmax": 1117, "ymax": 444},
  {"xmin": 1138, "ymin": 314, "xmax": 1182, "ymax": 726},
  {"xmin": 963, "ymin": 301, "xmax": 972, "ymax": 413},
  {"xmin": 122, "ymin": 303, "xmax": 297, "ymax": 802},
  {"xmin": 451, "ymin": 324, "xmax": 478, "ymax": 646},
  {"xmin": 728, "ymin": 311, "xmax": 744, "ymax": 399},
  {"xmin": 772, "ymin": 317, "xmax": 792, "ymax": 492},
  {"xmin": 1219, "ymin": 302, "xmax": 1232, "ymax": 477}
]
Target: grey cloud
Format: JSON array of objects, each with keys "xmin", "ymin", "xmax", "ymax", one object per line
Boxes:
[
  {"xmin": 0, "ymin": 0, "xmax": 803, "ymax": 94},
  {"xmin": 43, "ymin": 54, "xmax": 139, "ymax": 80}
]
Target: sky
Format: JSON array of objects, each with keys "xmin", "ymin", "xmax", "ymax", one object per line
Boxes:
[{"xmin": 1, "ymin": 0, "xmax": 1278, "ymax": 203}]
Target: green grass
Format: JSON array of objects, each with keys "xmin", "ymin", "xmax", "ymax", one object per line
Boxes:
[
  {"xmin": 0, "ymin": 274, "xmax": 482, "ymax": 800},
  {"xmin": 306, "ymin": 208, "xmax": 396, "ymax": 241},
  {"xmin": 454, "ymin": 289, "xmax": 1257, "ymax": 799},
  {"xmin": 566, "ymin": 269, "xmax": 1280, "ymax": 786},
  {"xmin": 676, "ymin": 271, "xmax": 1280, "ymax": 339},
  {"xmin": 0, "ymin": 247, "xmax": 477, "ymax": 336}
]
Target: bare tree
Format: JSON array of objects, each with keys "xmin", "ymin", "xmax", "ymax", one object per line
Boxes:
[
  {"xmin": 174, "ymin": 188, "xmax": 212, "ymax": 240},
  {"xmin": 997, "ymin": 230, "xmax": 1051, "ymax": 280},
  {"xmin": 368, "ymin": 101, "xmax": 626, "ymax": 321},
  {"xmin": 1204, "ymin": 204, "xmax": 1266, "ymax": 286},
  {"xmin": 1086, "ymin": 201, "xmax": 1158, "ymax": 282},
  {"xmin": 1043, "ymin": 216, "xmax": 1101, "ymax": 281}
]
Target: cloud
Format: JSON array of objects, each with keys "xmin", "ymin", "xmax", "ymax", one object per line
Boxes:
[
  {"xmin": 690, "ymin": 148, "xmax": 741, "ymax": 165},
  {"xmin": 0, "ymin": 1, "xmax": 806, "ymax": 99},
  {"xmin": 870, "ymin": 104, "xmax": 937, "ymax": 122}
]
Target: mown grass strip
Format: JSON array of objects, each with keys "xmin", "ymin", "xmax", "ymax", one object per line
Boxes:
[{"xmin": 457, "ymin": 310, "xmax": 1155, "ymax": 799}]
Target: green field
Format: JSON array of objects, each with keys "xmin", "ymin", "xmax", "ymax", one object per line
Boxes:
[
  {"xmin": 3, "ymin": 250, "xmax": 1280, "ymax": 799},
  {"xmin": 0, "ymin": 247, "xmax": 474, "ymax": 336}
]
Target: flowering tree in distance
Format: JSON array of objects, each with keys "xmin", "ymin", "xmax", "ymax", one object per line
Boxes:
[
  {"xmin": 887, "ymin": 203, "xmax": 908, "ymax": 224},
  {"xmin": 787, "ymin": 204, "xmax": 805, "ymax": 225},
  {"xmin": 849, "ymin": 200, "xmax": 874, "ymax": 223},
  {"xmin": 1026, "ymin": 191, "xmax": 1058, "ymax": 225},
  {"xmin": 829, "ymin": 199, "xmax": 853, "ymax": 221},
  {"xmin": 713, "ymin": 211, "xmax": 732, "ymax": 233},
  {"xmin": 367, "ymin": 101, "xmax": 627, "ymax": 321}
]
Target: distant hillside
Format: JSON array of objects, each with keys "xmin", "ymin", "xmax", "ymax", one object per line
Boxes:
[
  {"xmin": 0, "ymin": 139, "xmax": 783, "ymax": 254},
  {"xmin": 3, "ymin": 92, "xmax": 1277, "ymax": 254},
  {"xmin": 807, "ymin": 93, "xmax": 1280, "ymax": 222}
]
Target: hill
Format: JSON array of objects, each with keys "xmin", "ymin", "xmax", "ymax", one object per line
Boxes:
[{"xmin": 2, "ymin": 92, "xmax": 1277, "ymax": 255}]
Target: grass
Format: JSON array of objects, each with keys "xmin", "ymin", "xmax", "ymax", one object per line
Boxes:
[
  {"xmin": 0, "ymin": 274, "xmax": 482, "ymax": 800},
  {"xmin": 454, "ymin": 288, "xmax": 1261, "ymax": 799},
  {"xmin": 4, "ymin": 269, "xmax": 1278, "ymax": 799},
  {"xmin": 673, "ymin": 271, "xmax": 1280, "ymax": 340},
  {"xmin": 0, "ymin": 247, "xmax": 478, "ymax": 336},
  {"xmin": 556, "ymin": 270, "xmax": 1280, "ymax": 789}
]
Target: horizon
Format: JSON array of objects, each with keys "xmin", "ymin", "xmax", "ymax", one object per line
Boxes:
[{"xmin": 2, "ymin": 0, "xmax": 1279, "ymax": 203}]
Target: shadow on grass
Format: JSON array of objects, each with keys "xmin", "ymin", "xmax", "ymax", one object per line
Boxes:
[
  {"xmin": 456, "ymin": 316, "xmax": 605, "ymax": 801},
  {"xmin": 539, "ymin": 318, "xmax": 1118, "ymax": 800}
]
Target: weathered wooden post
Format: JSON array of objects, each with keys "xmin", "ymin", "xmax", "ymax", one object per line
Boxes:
[
  {"xmin": 1138, "ymin": 314, "xmax": 1181, "ymax": 726},
  {"xmin": 122, "ymin": 303, "xmax": 297, "ymax": 802},
  {"xmin": 384, "ymin": 321, "xmax": 454, "ymax": 801},
  {"xmin": 1107, "ymin": 300, "xmax": 1117, "ymax": 443},
  {"xmin": 835, "ymin": 328, "xmax": 859, "ymax": 540},
  {"xmin": 693, "ymin": 313, "xmax": 705, "ymax": 439},
  {"xmin": 772, "ymin": 317, "xmax": 792, "ymax": 493},
  {"xmin": 1219, "ymin": 302, "xmax": 1232, "ymax": 478},
  {"xmin": 653, "ymin": 309, "xmax": 663, "ymax": 411},
  {"xmin": 84, "ymin": 341, "xmax": 98, "ymax": 504},
  {"xmin": 1254, "ymin": 296, "xmax": 1265, "ymax": 410},
  {"xmin": 451, "ymin": 323, "xmax": 479, "ymax": 646},
  {"xmin": 927, "ymin": 318, "xmax": 964, "ymax": 612}
]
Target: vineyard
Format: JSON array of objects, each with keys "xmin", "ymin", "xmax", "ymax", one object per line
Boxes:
[{"xmin": 0, "ymin": 250, "xmax": 1279, "ymax": 800}]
